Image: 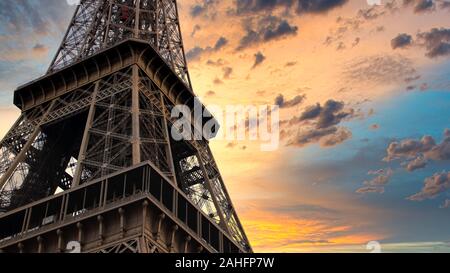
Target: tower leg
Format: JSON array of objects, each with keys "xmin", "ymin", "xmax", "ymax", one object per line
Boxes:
[
  {"xmin": 132, "ymin": 65, "xmax": 141, "ymax": 165},
  {"xmin": 73, "ymin": 82, "xmax": 100, "ymax": 187},
  {"xmin": 0, "ymin": 101, "xmax": 56, "ymax": 190}
]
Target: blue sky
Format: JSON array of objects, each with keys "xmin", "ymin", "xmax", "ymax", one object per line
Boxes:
[{"xmin": 285, "ymin": 69, "xmax": 450, "ymax": 248}]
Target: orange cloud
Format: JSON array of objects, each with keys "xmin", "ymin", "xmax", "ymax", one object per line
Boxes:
[{"xmin": 238, "ymin": 199, "xmax": 387, "ymax": 252}]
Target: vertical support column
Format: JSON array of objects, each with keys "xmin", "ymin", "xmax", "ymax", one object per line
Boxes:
[
  {"xmin": 141, "ymin": 200, "xmax": 149, "ymax": 252},
  {"xmin": 103, "ymin": 1, "xmax": 113, "ymax": 44},
  {"xmin": 184, "ymin": 236, "xmax": 191, "ymax": 253},
  {"xmin": 73, "ymin": 81, "xmax": 100, "ymax": 187},
  {"xmin": 132, "ymin": 65, "xmax": 141, "ymax": 165},
  {"xmin": 37, "ymin": 236, "xmax": 44, "ymax": 253},
  {"xmin": 134, "ymin": 0, "xmax": 141, "ymax": 38},
  {"xmin": 154, "ymin": 213, "xmax": 165, "ymax": 241},
  {"xmin": 60, "ymin": 194, "xmax": 68, "ymax": 221},
  {"xmin": 18, "ymin": 243, "xmax": 24, "ymax": 254},
  {"xmin": 160, "ymin": 93, "xmax": 177, "ymax": 184},
  {"xmin": 21, "ymin": 208, "xmax": 30, "ymax": 234},
  {"xmin": 56, "ymin": 229, "xmax": 64, "ymax": 253},
  {"xmin": 97, "ymin": 215, "xmax": 104, "ymax": 246},
  {"xmin": 142, "ymin": 200, "xmax": 149, "ymax": 235},
  {"xmin": 77, "ymin": 222, "xmax": 84, "ymax": 248},
  {"xmin": 118, "ymin": 207, "xmax": 125, "ymax": 238},
  {"xmin": 155, "ymin": 0, "xmax": 161, "ymax": 49},
  {"xmin": 168, "ymin": 225, "xmax": 179, "ymax": 253}
]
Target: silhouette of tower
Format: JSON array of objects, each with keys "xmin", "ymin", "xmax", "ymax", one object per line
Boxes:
[{"xmin": 0, "ymin": 0, "xmax": 251, "ymax": 253}]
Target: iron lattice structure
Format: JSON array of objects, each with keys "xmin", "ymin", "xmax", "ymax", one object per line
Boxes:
[
  {"xmin": 0, "ymin": 0, "xmax": 251, "ymax": 251},
  {"xmin": 49, "ymin": 0, "xmax": 191, "ymax": 88}
]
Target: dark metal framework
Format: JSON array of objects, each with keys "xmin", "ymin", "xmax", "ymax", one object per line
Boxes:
[
  {"xmin": 0, "ymin": 163, "xmax": 245, "ymax": 253},
  {"xmin": 49, "ymin": 0, "xmax": 192, "ymax": 88},
  {"xmin": 0, "ymin": 1, "xmax": 251, "ymax": 251}
]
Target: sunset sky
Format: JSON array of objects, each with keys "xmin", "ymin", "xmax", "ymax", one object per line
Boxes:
[{"xmin": 1, "ymin": 0, "xmax": 450, "ymax": 252}]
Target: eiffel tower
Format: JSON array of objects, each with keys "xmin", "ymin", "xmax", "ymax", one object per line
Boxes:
[{"xmin": 0, "ymin": 0, "xmax": 251, "ymax": 253}]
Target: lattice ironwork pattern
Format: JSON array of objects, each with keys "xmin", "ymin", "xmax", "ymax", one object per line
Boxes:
[
  {"xmin": 0, "ymin": 0, "xmax": 251, "ymax": 251},
  {"xmin": 0, "ymin": 65, "xmax": 251, "ymax": 249},
  {"xmin": 93, "ymin": 237, "xmax": 162, "ymax": 253},
  {"xmin": 95, "ymin": 238, "xmax": 141, "ymax": 253},
  {"xmin": 49, "ymin": 0, "xmax": 192, "ymax": 88}
]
